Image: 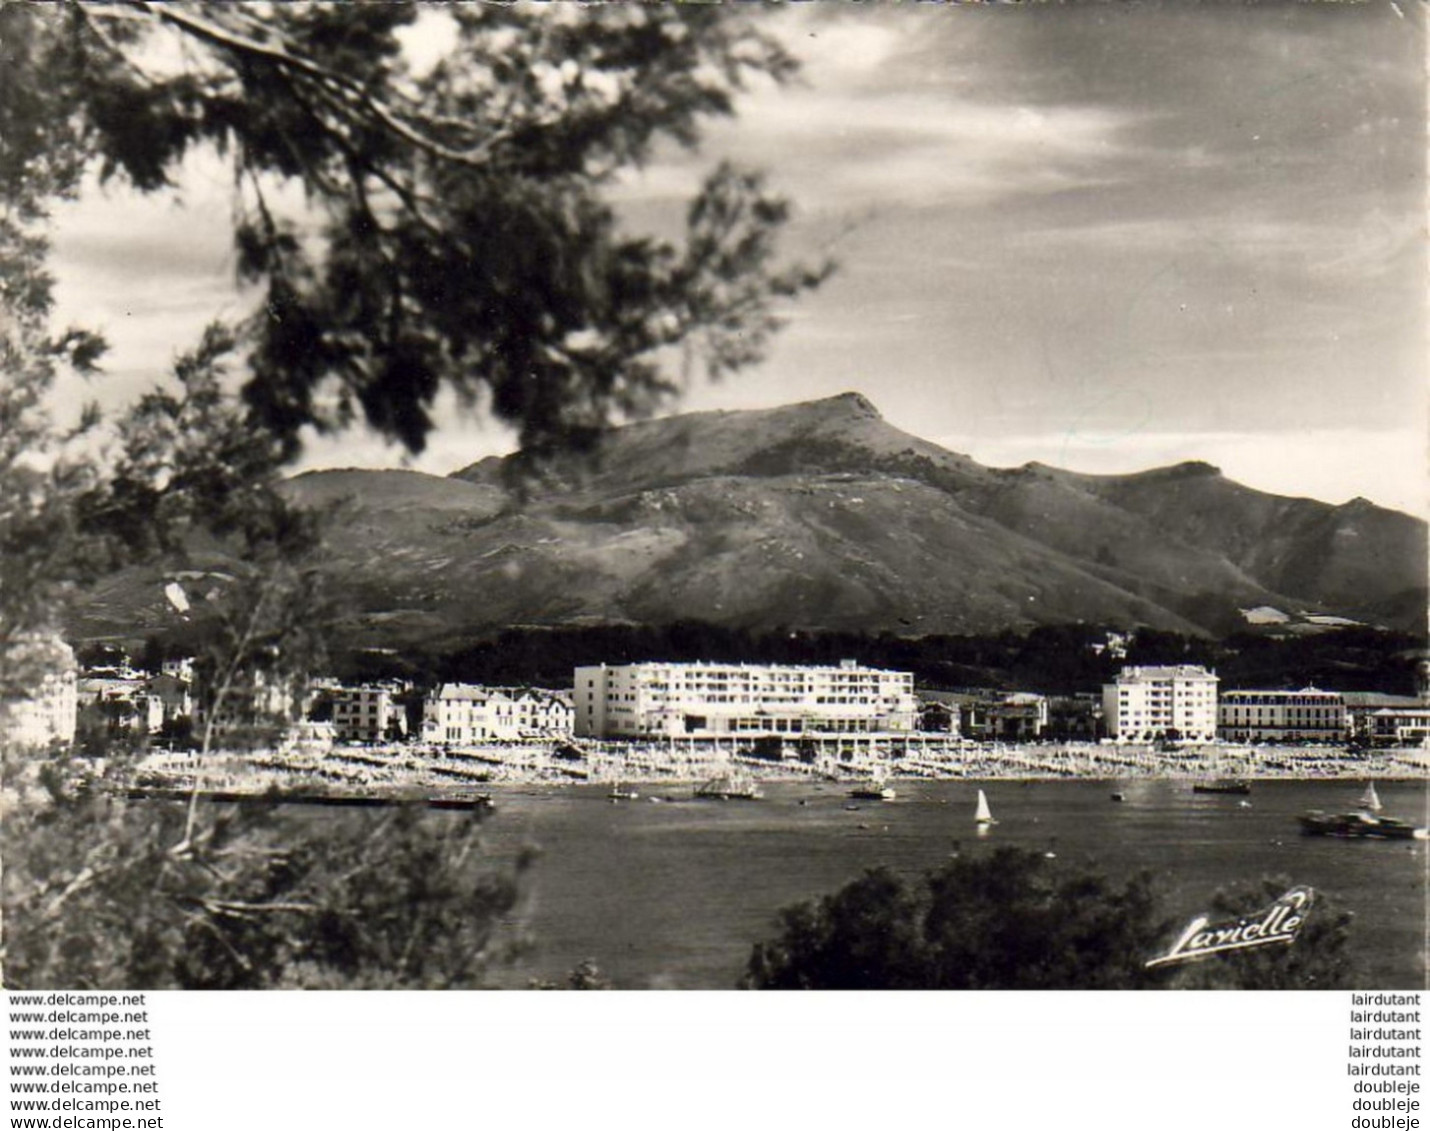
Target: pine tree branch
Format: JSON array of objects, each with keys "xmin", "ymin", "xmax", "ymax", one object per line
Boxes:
[{"xmin": 106, "ymin": 1, "xmax": 515, "ymax": 168}]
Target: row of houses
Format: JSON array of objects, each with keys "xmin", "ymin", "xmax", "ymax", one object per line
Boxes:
[
  {"xmin": 6, "ymin": 643, "xmax": 1427, "ymax": 752},
  {"xmin": 327, "ymin": 683, "xmax": 574, "ymax": 744}
]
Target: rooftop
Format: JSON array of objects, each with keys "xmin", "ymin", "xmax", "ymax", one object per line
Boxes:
[{"xmin": 1113, "ymin": 665, "xmax": 1218, "ymax": 682}]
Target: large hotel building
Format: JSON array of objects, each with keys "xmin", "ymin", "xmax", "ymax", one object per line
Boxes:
[
  {"xmin": 1217, "ymin": 688, "xmax": 1348, "ymax": 743},
  {"xmin": 573, "ymin": 660, "xmax": 919, "ymax": 739},
  {"xmin": 1102, "ymin": 664, "xmax": 1219, "ymax": 743}
]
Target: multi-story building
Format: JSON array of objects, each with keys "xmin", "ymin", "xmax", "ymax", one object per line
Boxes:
[
  {"xmin": 986, "ymin": 692, "xmax": 1049, "ymax": 741},
  {"xmin": 147, "ymin": 673, "xmax": 194, "ymax": 729},
  {"xmin": 1046, "ymin": 694, "xmax": 1103, "ymax": 742},
  {"xmin": 916, "ymin": 698, "xmax": 959, "ymax": 734},
  {"xmin": 422, "ymin": 685, "xmax": 573, "ymax": 744},
  {"xmin": 1342, "ymin": 692, "xmax": 1428, "ymax": 745},
  {"xmin": 2, "ymin": 635, "xmax": 78, "ymax": 750},
  {"xmin": 77, "ymin": 676, "xmax": 165, "ymax": 735},
  {"xmin": 523, "ymin": 690, "xmax": 575, "ymax": 736},
  {"xmin": 193, "ymin": 669, "xmax": 307, "ymax": 751},
  {"xmin": 1102, "ymin": 665, "xmax": 1219, "ymax": 743},
  {"xmin": 1365, "ymin": 707, "xmax": 1430, "ymax": 746},
  {"xmin": 1217, "ymin": 687, "xmax": 1347, "ymax": 743},
  {"xmin": 573, "ymin": 660, "xmax": 918, "ymax": 739},
  {"xmin": 330, "ymin": 685, "xmax": 405, "ymax": 743}
]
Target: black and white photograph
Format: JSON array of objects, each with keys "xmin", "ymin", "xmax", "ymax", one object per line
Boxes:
[{"xmin": 2, "ymin": 0, "xmax": 1426, "ymax": 1024}]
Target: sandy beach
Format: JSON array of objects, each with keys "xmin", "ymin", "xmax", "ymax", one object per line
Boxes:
[{"xmin": 124, "ymin": 738, "xmax": 1429, "ymax": 797}]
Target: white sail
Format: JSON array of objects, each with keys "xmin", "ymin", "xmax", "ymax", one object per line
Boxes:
[
  {"xmin": 1360, "ymin": 783, "xmax": 1382, "ymax": 813},
  {"xmin": 975, "ymin": 789, "xmax": 995, "ymax": 824}
]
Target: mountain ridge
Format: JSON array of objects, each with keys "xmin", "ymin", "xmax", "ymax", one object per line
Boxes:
[{"xmin": 80, "ymin": 394, "xmax": 1427, "ymax": 647}]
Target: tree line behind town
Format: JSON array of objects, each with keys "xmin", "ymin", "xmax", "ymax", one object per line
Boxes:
[{"xmin": 279, "ymin": 622, "xmax": 1427, "ymax": 700}]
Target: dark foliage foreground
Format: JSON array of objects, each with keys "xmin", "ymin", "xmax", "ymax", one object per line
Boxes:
[
  {"xmin": 2, "ymin": 764, "xmax": 529, "ymax": 990},
  {"xmin": 745, "ymin": 847, "xmax": 1355, "ymax": 990}
]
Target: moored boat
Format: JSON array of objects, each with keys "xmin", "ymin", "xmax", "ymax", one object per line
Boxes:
[
  {"xmin": 1298, "ymin": 810, "xmax": 1426, "ymax": 841},
  {"xmin": 849, "ymin": 774, "xmax": 896, "ymax": 801},
  {"xmin": 695, "ymin": 772, "xmax": 762, "ymax": 801},
  {"xmin": 425, "ymin": 792, "xmax": 496, "ymax": 811},
  {"xmin": 124, "ymin": 784, "xmax": 493, "ymax": 810},
  {"xmin": 1192, "ymin": 780, "xmax": 1251, "ymax": 796}
]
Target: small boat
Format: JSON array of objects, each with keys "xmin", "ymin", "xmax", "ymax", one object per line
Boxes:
[
  {"xmin": 1299, "ymin": 810, "xmax": 1427, "ymax": 841},
  {"xmin": 695, "ymin": 772, "xmax": 762, "ymax": 801},
  {"xmin": 1358, "ymin": 782, "xmax": 1383, "ymax": 813},
  {"xmin": 974, "ymin": 789, "xmax": 997, "ymax": 826},
  {"xmin": 425, "ymin": 792, "xmax": 495, "ymax": 812},
  {"xmin": 1110, "ymin": 792, "xmax": 1126, "ymax": 802},
  {"xmin": 848, "ymin": 781, "xmax": 896, "ymax": 801},
  {"xmin": 1192, "ymin": 780, "xmax": 1251, "ymax": 796},
  {"xmin": 608, "ymin": 783, "xmax": 640, "ymax": 801}
]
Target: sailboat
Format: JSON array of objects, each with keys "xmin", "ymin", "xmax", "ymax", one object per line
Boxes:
[
  {"xmin": 974, "ymin": 789, "xmax": 997, "ymax": 826},
  {"xmin": 1359, "ymin": 782, "xmax": 1383, "ymax": 813}
]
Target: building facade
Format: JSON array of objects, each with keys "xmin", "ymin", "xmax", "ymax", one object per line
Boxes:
[
  {"xmin": 1365, "ymin": 707, "xmax": 1430, "ymax": 746},
  {"xmin": 1102, "ymin": 665, "xmax": 1219, "ymax": 743},
  {"xmin": 986, "ymin": 692, "xmax": 1049, "ymax": 741},
  {"xmin": 194, "ymin": 669, "xmax": 307, "ymax": 751},
  {"xmin": 330, "ymin": 685, "xmax": 405, "ymax": 743},
  {"xmin": 422, "ymin": 685, "xmax": 573, "ymax": 745},
  {"xmin": 1046, "ymin": 694, "xmax": 1103, "ymax": 742},
  {"xmin": 2, "ymin": 636, "xmax": 78, "ymax": 750},
  {"xmin": 1217, "ymin": 688, "xmax": 1347, "ymax": 743},
  {"xmin": 1342, "ymin": 693, "xmax": 1428, "ymax": 745},
  {"xmin": 573, "ymin": 660, "xmax": 918, "ymax": 739}
]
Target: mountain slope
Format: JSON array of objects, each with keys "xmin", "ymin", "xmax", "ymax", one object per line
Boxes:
[{"xmin": 71, "ymin": 394, "xmax": 1427, "ymax": 646}]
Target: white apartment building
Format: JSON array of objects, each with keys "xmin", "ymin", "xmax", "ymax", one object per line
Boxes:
[
  {"xmin": 422, "ymin": 685, "xmax": 573, "ymax": 745},
  {"xmin": 1218, "ymin": 688, "xmax": 1347, "ymax": 743},
  {"xmin": 2, "ymin": 635, "xmax": 78, "ymax": 750},
  {"xmin": 573, "ymin": 660, "xmax": 918, "ymax": 739},
  {"xmin": 330, "ymin": 685, "xmax": 405, "ymax": 743},
  {"xmin": 1102, "ymin": 665, "xmax": 1219, "ymax": 743}
]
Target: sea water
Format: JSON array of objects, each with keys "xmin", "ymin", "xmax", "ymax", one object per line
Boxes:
[{"xmin": 474, "ymin": 778, "xmax": 1428, "ymax": 989}]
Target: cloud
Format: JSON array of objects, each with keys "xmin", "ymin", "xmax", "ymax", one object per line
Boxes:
[
  {"xmin": 1010, "ymin": 210, "xmax": 1421, "ymax": 280},
  {"xmin": 34, "ymin": 3, "xmax": 1423, "ymax": 524},
  {"xmin": 614, "ymin": 84, "xmax": 1141, "ymax": 213}
]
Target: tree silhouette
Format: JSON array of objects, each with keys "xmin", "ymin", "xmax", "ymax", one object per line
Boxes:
[
  {"xmin": 2, "ymin": 2, "xmax": 827, "ymax": 991},
  {"xmin": 8, "ymin": 2, "xmax": 828, "ymax": 459},
  {"xmin": 745, "ymin": 848, "xmax": 1356, "ymax": 991}
]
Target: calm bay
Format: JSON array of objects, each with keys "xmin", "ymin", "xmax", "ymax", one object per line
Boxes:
[{"xmin": 474, "ymin": 778, "xmax": 1428, "ymax": 989}]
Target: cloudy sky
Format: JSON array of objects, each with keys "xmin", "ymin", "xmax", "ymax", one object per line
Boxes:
[{"xmin": 48, "ymin": 1, "xmax": 1427, "ymax": 515}]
